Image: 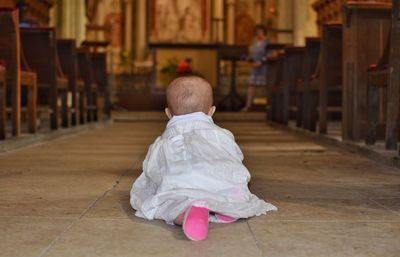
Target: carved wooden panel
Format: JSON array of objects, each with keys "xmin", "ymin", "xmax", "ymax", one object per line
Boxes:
[
  {"xmin": 0, "ymin": 0, "xmax": 54, "ymax": 25},
  {"xmin": 312, "ymin": 0, "xmax": 391, "ymax": 30}
]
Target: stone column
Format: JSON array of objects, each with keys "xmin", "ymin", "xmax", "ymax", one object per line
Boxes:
[
  {"xmin": 254, "ymin": 0, "xmax": 265, "ymax": 24},
  {"xmin": 305, "ymin": 0, "xmax": 318, "ymax": 39},
  {"xmin": 293, "ymin": 0, "xmax": 306, "ymax": 45},
  {"xmin": 264, "ymin": 0, "xmax": 270, "ymax": 22},
  {"xmin": 213, "ymin": 0, "xmax": 224, "ymax": 42},
  {"xmin": 226, "ymin": 0, "xmax": 235, "ymax": 44},
  {"xmin": 124, "ymin": 0, "xmax": 133, "ymax": 54},
  {"xmin": 277, "ymin": 0, "xmax": 293, "ymax": 44},
  {"xmin": 75, "ymin": 0, "xmax": 86, "ymax": 45},
  {"xmin": 56, "ymin": 0, "xmax": 85, "ymax": 44},
  {"xmin": 61, "ymin": 0, "xmax": 72, "ymax": 37},
  {"xmin": 293, "ymin": 0, "xmax": 318, "ymax": 46},
  {"xmin": 136, "ymin": 0, "xmax": 146, "ymax": 61}
]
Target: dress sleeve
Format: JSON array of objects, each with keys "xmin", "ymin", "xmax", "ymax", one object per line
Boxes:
[{"xmin": 219, "ymin": 129, "xmax": 244, "ymax": 162}]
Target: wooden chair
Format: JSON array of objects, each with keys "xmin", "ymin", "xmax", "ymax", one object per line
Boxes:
[
  {"xmin": 281, "ymin": 46, "xmax": 305, "ymax": 126},
  {"xmin": 77, "ymin": 48, "xmax": 98, "ymax": 122},
  {"xmin": 0, "ymin": 63, "xmax": 5, "ymax": 139},
  {"xmin": 0, "ymin": 8, "xmax": 37, "ymax": 139},
  {"xmin": 342, "ymin": 2, "xmax": 392, "ymax": 141},
  {"xmin": 90, "ymin": 52, "xmax": 111, "ymax": 120},
  {"xmin": 20, "ymin": 27, "xmax": 69, "ymax": 130},
  {"xmin": 298, "ymin": 37, "xmax": 321, "ymax": 131},
  {"xmin": 366, "ymin": 0, "xmax": 400, "ymax": 151},
  {"xmin": 57, "ymin": 39, "xmax": 86, "ymax": 126}
]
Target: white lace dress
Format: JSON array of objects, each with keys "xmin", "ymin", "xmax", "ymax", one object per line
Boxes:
[{"xmin": 130, "ymin": 112, "xmax": 277, "ymax": 224}]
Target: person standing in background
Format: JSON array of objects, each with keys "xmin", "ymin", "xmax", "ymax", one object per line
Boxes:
[{"xmin": 242, "ymin": 24, "xmax": 269, "ymax": 112}]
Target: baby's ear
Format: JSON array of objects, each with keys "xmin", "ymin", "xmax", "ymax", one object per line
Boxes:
[
  {"xmin": 207, "ymin": 106, "xmax": 216, "ymax": 116},
  {"xmin": 165, "ymin": 108, "xmax": 173, "ymax": 119}
]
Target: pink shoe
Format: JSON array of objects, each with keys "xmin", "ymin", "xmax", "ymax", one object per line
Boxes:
[
  {"xmin": 182, "ymin": 201, "xmax": 209, "ymax": 241},
  {"xmin": 215, "ymin": 213, "xmax": 238, "ymax": 223}
]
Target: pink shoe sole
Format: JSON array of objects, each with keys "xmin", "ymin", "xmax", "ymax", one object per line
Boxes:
[
  {"xmin": 183, "ymin": 201, "xmax": 209, "ymax": 241},
  {"xmin": 215, "ymin": 213, "xmax": 238, "ymax": 223}
]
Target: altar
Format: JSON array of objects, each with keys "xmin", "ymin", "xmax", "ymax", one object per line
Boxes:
[{"xmin": 149, "ymin": 43, "xmax": 220, "ymax": 89}]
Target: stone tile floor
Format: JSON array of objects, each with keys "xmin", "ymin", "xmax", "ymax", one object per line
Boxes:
[{"xmin": 0, "ymin": 120, "xmax": 399, "ymax": 257}]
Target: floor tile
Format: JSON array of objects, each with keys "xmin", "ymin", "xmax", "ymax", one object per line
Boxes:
[
  {"xmin": 0, "ymin": 217, "xmax": 73, "ymax": 257},
  {"xmin": 248, "ymin": 220, "xmax": 400, "ymax": 257},
  {"xmin": 43, "ymin": 219, "xmax": 262, "ymax": 257}
]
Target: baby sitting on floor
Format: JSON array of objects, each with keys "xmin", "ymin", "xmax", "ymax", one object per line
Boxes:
[{"xmin": 130, "ymin": 76, "xmax": 276, "ymax": 241}]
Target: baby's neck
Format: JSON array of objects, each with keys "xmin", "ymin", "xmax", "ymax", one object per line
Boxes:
[{"xmin": 167, "ymin": 112, "xmax": 213, "ymax": 128}]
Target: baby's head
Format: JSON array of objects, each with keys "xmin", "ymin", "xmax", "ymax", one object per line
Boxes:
[{"xmin": 165, "ymin": 76, "xmax": 216, "ymax": 118}]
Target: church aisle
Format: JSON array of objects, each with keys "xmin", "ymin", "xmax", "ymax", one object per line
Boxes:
[{"xmin": 0, "ymin": 120, "xmax": 399, "ymax": 257}]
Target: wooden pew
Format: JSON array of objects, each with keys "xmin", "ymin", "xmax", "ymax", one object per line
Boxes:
[
  {"xmin": 20, "ymin": 27, "xmax": 69, "ymax": 130},
  {"xmin": 273, "ymin": 54, "xmax": 285, "ymax": 123},
  {"xmin": 304, "ymin": 23, "xmax": 343, "ymax": 134},
  {"xmin": 0, "ymin": 63, "xmax": 5, "ymax": 139},
  {"xmin": 0, "ymin": 7, "xmax": 20, "ymax": 137},
  {"xmin": 0, "ymin": 8, "xmax": 37, "ymax": 138},
  {"xmin": 317, "ymin": 23, "xmax": 343, "ymax": 134},
  {"xmin": 387, "ymin": 1, "xmax": 400, "ymax": 154},
  {"xmin": 266, "ymin": 56, "xmax": 281, "ymax": 122},
  {"xmin": 342, "ymin": 2, "xmax": 392, "ymax": 141},
  {"xmin": 281, "ymin": 46, "xmax": 305, "ymax": 126},
  {"xmin": 366, "ymin": 0, "xmax": 400, "ymax": 151},
  {"xmin": 57, "ymin": 39, "xmax": 86, "ymax": 126},
  {"xmin": 366, "ymin": 35, "xmax": 389, "ymax": 146},
  {"xmin": 299, "ymin": 37, "xmax": 321, "ymax": 131},
  {"xmin": 265, "ymin": 43, "xmax": 286, "ymax": 122},
  {"xmin": 77, "ymin": 48, "xmax": 98, "ymax": 122},
  {"xmin": 90, "ymin": 52, "xmax": 111, "ymax": 119},
  {"xmin": 20, "ymin": 50, "xmax": 37, "ymax": 133}
]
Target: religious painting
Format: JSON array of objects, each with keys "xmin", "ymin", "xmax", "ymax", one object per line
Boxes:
[
  {"xmin": 150, "ymin": 0, "xmax": 210, "ymax": 43},
  {"xmin": 235, "ymin": 14, "xmax": 255, "ymax": 45},
  {"xmin": 235, "ymin": 0, "xmax": 255, "ymax": 45}
]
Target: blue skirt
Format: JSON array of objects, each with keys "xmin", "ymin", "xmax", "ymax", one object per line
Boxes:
[{"xmin": 249, "ymin": 66, "xmax": 267, "ymax": 86}]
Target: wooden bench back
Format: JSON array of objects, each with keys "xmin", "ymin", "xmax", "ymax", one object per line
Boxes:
[
  {"xmin": 57, "ymin": 39, "xmax": 77, "ymax": 91},
  {"xmin": 275, "ymin": 54, "xmax": 284, "ymax": 90},
  {"xmin": 20, "ymin": 27, "xmax": 58, "ymax": 87},
  {"xmin": 282, "ymin": 46, "xmax": 305, "ymax": 94},
  {"xmin": 303, "ymin": 37, "xmax": 321, "ymax": 86},
  {"xmin": 342, "ymin": 2, "xmax": 392, "ymax": 140},
  {"xmin": 90, "ymin": 53, "xmax": 107, "ymax": 92},
  {"xmin": 282, "ymin": 46, "xmax": 305, "ymax": 124},
  {"xmin": 266, "ymin": 54, "xmax": 284, "ymax": 122},
  {"xmin": 77, "ymin": 48, "xmax": 94, "ymax": 90},
  {"xmin": 90, "ymin": 52, "xmax": 110, "ymax": 118},
  {"xmin": 321, "ymin": 23, "xmax": 343, "ymax": 91},
  {"xmin": 266, "ymin": 57, "xmax": 279, "ymax": 89},
  {"xmin": 0, "ymin": 8, "xmax": 20, "ymax": 99}
]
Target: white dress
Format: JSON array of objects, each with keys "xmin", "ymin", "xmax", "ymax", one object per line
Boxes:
[{"xmin": 130, "ymin": 112, "xmax": 277, "ymax": 224}]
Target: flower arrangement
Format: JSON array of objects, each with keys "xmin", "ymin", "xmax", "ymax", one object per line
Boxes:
[
  {"xmin": 176, "ymin": 57, "xmax": 193, "ymax": 74},
  {"xmin": 160, "ymin": 57, "xmax": 202, "ymax": 85}
]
